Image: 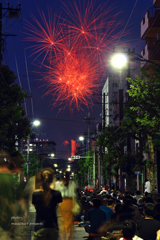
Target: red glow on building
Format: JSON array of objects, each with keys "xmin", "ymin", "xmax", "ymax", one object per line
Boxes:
[{"xmin": 63, "ymin": 140, "xmax": 69, "ymax": 146}]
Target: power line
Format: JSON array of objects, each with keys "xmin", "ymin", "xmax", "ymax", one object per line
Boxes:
[
  {"xmin": 9, "ymin": 15, "xmax": 28, "ymax": 115},
  {"xmin": 128, "ymin": 0, "xmax": 153, "ymax": 44},
  {"xmin": 19, "ymin": 6, "xmax": 35, "ymax": 121},
  {"xmin": 28, "ymin": 116, "xmax": 100, "ymax": 123},
  {"xmin": 115, "ymin": 0, "xmax": 139, "ymax": 46}
]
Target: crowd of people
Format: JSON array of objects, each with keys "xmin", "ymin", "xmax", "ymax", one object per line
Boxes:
[
  {"xmin": 1, "ymin": 166, "xmax": 160, "ymax": 240},
  {"xmin": 77, "ymin": 188, "xmax": 160, "ymax": 240}
]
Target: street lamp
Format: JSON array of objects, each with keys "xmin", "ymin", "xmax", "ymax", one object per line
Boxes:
[
  {"xmin": 111, "ymin": 53, "xmax": 128, "ymax": 69},
  {"xmin": 50, "ymin": 153, "xmax": 55, "ymax": 157},
  {"xmin": 79, "ymin": 136, "xmax": 84, "ymax": 141},
  {"xmin": 54, "ymin": 164, "xmax": 58, "ymax": 167},
  {"xmin": 33, "ymin": 120, "xmax": 41, "ymax": 127},
  {"xmin": 79, "ymin": 136, "xmax": 85, "ymax": 155},
  {"xmin": 111, "ymin": 53, "xmax": 128, "ymax": 89},
  {"xmin": 27, "ymin": 119, "xmax": 41, "ymax": 176}
]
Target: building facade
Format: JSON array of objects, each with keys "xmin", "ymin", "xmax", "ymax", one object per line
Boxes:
[{"xmin": 140, "ymin": 0, "xmax": 160, "ymax": 192}]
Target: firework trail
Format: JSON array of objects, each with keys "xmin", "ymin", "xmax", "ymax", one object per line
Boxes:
[{"xmin": 25, "ymin": 0, "xmax": 126, "ymax": 111}]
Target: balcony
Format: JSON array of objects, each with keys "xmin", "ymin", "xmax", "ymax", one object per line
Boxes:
[
  {"xmin": 153, "ymin": 0, "xmax": 160, "ymax": 7},
  {"xmin": 141, "ymin": 9, "xmax": 160, "ymax": 39},
  {"xmin": 141, "ymin": 41, "xmax": 160, "ymax": 68}
]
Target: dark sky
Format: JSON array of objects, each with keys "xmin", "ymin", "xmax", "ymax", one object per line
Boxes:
[{"xmin": 1, "ymin": 0, "xmax": 153, "ymax": 159}]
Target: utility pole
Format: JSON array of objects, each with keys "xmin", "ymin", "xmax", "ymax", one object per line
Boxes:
[
  {"xmin": 83, "ymin": 112, "xmax": 94, "ymax": 188},
  {"xmin": 88, "ymin": 112, "xmax": 91, "ymax": 152},
  {"xmin": 103, "ymin": 93, "xmax": 106, "ymax": 130},
  {"xmin": 88, "ymin": 112, "xmax": 91, "ymax": 187},
  {"xmin": 27, "ymin": 137, "xmax": 30, "ymax": 176},
  {"xmin": 0, "ymin": 3, "xmax": 2, "ymax": 65},
  {"xmin": 93, "ymin": 144, "xmax": 96, "ymax": 188},
  {"xmin": 0, "ymin": 3, "xmax": 20, "ymax": 65}
]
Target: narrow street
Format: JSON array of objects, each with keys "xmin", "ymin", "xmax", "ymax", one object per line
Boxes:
[{"xmin": 73, "ymin": 225, "xmax": 88, "ymax": 240}]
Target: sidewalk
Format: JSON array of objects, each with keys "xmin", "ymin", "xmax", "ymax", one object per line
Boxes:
[
  {"xmin": 57, "ymin": 223, "xmax": 89, "ymax": 240},
  {"xmin": 73, "ymin": 224, "xmax": 89, "ymax": 240}
]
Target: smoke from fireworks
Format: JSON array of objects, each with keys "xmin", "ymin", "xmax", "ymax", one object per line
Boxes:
[{"xmin": 25, "ymin": 0, "xmax": 126, "ymax": 111}]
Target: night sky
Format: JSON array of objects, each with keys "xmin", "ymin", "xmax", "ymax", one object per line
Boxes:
[{"xmin": 1, "ymin": 0, "xmax": 153, "ymax": 159}]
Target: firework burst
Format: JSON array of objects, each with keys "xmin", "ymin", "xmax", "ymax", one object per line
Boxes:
[
  {"xmin": 24, "ymin": 8, "xmax": 64, "ymax": 65},
  {"xmin": 25, "ymin": 0, "xmax": 126, "ymax": 111},
  {"xmin": 42, "ymin": 51, "xmax": 101, "ymax": 111}
]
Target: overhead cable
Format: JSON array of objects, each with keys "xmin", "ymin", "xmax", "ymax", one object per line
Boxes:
[
  {"xmin": 19, "ymin": 7, "xmax": 35, "ymax": 121},
  {"xmin": 115, "ymin": 0, "xmax": 139, "ymax": 46},
  {"xmin": 10, "ymin": 18, "xmax": 28, "ymax": 115}
]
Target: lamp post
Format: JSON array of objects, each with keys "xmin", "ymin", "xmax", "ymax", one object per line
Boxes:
[
  {"xmin": 111, "ymin": 52, "xmax": 128, "ymax": 89},
  {"xmin": 79, "ymin": 135, "xmax": 90, "ymax": 187},
  {"xmin": 110, "ymin": 52, "xmax": 128, "ymax": 192},
  {"xmin": 79, "ymin": 136, "xmax": 84, "ymax": 155},
  {"xmin": 27, "ymin": 120, "xmax": 41, "ymax": 176}
]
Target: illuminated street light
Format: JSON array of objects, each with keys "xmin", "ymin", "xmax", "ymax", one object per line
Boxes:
[
  {"xmin": 59, "ymin": 171, "xmax": 62, "ymax": 173},
  {"xmin": 54, "ymin": 164, "xmax": 58, "ymax": 167},
  {"xmin": 68, "ymin": 158, "xmax": 71, "ymax": 161},
  {"xmin": 51, "ymin": 153, "xmax": 55, "ymax": 157},
  {"xmin": 33, "ymin": 120, "xmax": 41, "ymax": 126},
  {"xmin": 67, "ymin": 168, "xmax": 70, "ymax": 171},
  {"xmin": 68, "ymin": 165, "xmax": 70, "ymax": 168},
  {"xmin": 111, "ymin": 53, "xmax": 128, "ymax": 69},
  {"xmin": 111, "ymin": 53, "xmax": 128, "ymax": 89},
  {"xmin": 79, "ymin": 136, "xmax": 84, "ymax": 141},
  {"xmin": 27, "ymin": 119, "xmax": 41, "ymax": 176}
]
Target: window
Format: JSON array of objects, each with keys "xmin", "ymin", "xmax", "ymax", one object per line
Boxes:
[
  {"xmin": 143, "ymin": 17, "xmax": 145, "ymax": 25},
  {"xmin": 142, "ymin": 48, "xmax": 145, "ymax": 56}
]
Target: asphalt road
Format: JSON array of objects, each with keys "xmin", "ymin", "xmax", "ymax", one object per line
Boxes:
[
  {"xmin": 73, "ymin": 224, "xmax": 89, "ymax": 240},
  {"xmin": 57, "ymin": 224, "xmax": 89, "ymax": 240}
]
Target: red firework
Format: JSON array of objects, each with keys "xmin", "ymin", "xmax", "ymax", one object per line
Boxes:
[
  {"xmin": 25, "ymin": 0, "xmax": 126, "ymax": 111},
  {"xmin": 24, "ymin": 8, "xmax": 64, "ymax": 65},
  {"xmin": 42, "ymin": 51, "xmax": 101, "ymax": 111}
]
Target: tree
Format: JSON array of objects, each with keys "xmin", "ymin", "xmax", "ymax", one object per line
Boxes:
[
  {"xmin": 23, "ymin": 152, "xmax": 42, "ymax": 176},
  {"xmin": 97, "ymin": 125, "xmax": 126, "ymax": 190},
  {"xmin": 0, "ymin": 65, "xmax": 32, "ymax": 154},
  {"xmin": 74, "ymin": 155, "xmax": 88, "ymax": 188},
  {"xmin": 121, "ymin": 98, "xmax": 147, "ymax": 171},
  {"xmin": 74, "ymin": 150, "xmax": 98, "ymax": 188},
  {"xmin": 127, "ymin": 68, "xmax": 160, "ymax": 192}
]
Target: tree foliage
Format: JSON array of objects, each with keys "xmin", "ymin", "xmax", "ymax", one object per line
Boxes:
[
  {"xmin": 127, "ymin": 68, "xmax": 160, "ymax": 135},
  {"xmin": 0, "ymin": 65, "xmax": 32, "ymax": 153},
  {"xmin": 97, "ymin": 125, "xmax": 126, "ymax": 188},
  {"xmin": 23, "ymin": 152, "xmax": 42, "ymax": 176},
  {"xmin": 74, "ymin": 150, "xmax": 98, "ymax": 188},
  {"xmin": 126, "ymin": 68, "xmax": 160, "ymax": 192}
]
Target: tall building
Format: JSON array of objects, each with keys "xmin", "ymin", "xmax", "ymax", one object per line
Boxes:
[
  {"xmin": 102, "ymin": 73, "xmax": 127, "ymax": 128},
  {"xmin": 141, "ymin": 0, "xmax": 160, "ymax": 68},
  {"xmin": 140, "ymin": 0, "xmax": 160, "ymax": 192},
  {"xmin": 23, "ymin": 139, "xmax": 56, "ymax": 159}
]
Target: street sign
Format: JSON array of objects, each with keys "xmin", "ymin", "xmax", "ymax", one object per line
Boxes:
[
  {"xmin": 135, "ymin": 171, "xmax": 141, "ymax": 175},
  {"xmin": 71, "ymin": 156, "xmax": 80, "ymax": 159}
]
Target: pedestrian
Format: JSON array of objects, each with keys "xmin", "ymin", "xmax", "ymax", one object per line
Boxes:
[
  {"xmin": 88, "ymin": 198, "xmax": 106, "ymax": 239},
  {"xmin": 144, "ymin": 179, "xmax": 150, "ymax": 195},
  {"xmin": 57, "ymin": 171, "xmax": 78, "ymax": 240},
  {"xmin": 137, "ymin": 203, "xmax": 160, "ymax": 240},
  {"xmin": 134, "ymin": 190, "xmax": 143, "ymax": 205},
  {"xmin": 119, "ymin": 220, "xmax": 143, "ymax": 240},
  {"xmin": 100, "ymin": 198, "xmax": 114, "ymax": 222},
  {"xmin": 100, "ymin": 187, "xmax": 108, "ymax": 195},
  {"xmin": 32, "ymin": 168, "xmax": 62, "ymax": 240}
]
